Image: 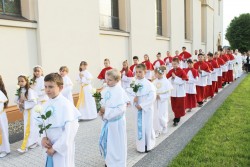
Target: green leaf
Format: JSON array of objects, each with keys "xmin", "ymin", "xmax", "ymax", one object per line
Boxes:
[
  {"xmin": 46, "ymin": 124, "xmax": 52, "ymax": 129},
  {"xmin": 39, "ymin": 129, "xmax": 43, "ymax": 134},
  {"xmin": 46, "ymin": 110, "xmax": 52, "ymax": 118},
  {"xmin": 41, "ymin": 115, "xmax": 46, "ymax": 120},
  {"xmin": 38, "ymin": 125, "xmax": 43, "ymax": 128}
]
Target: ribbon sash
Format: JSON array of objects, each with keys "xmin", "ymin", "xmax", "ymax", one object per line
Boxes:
[
  {"xmin": 21, "ymin": 109, "xmax": 31, "ymax": 150},
  {"xmin": 99, "ymin": 115, "xmax": 123, "ymax": 159},
  {"xmin": 137, "ymin": 110, "xmax": 143, "ymax": 140},
  {"xmin": 76, "ymin": 84, "xmax": 88, "ymax": 109},
  {"xmin": 0, "ymin": 110, "xmax": 5, "ymax": 145},
  {"xmin": 45, "ymin": 155, "xmax": 53, "ymax": 167}
]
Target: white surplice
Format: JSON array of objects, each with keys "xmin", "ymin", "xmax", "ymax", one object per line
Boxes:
[
  {"xmin": 15, "ymin": 88, "xmax": 38, "ymax": 148},
  {"xmin": 169, "ymin": 76, "xmax": 186, "ymax": 97},
  {"xmin": 0, "ymin": 91, "xmax": 10, "ymax": 153},
  {"xmin": 62, "ymin": 75, "xmax": 74, "ymax": 104},
  {"xmin": 132, "ymin": 78, "xmax": 156, "ymax": 152},
  {"xmin": 186, "ymin": 71, "xmax": 199, "ymax": 94},
  {"xmin": 37, "ymin": 94, "xmax": 81, "ymax": 167},
  {"xmin": 100, "ymin": 84, "xmax": 130, "ymax": 167},
  {"xmin": 77, "ymin": 70, "xmax": 97, "ymax": 120},
  {"xmin": 153, "ymin": 77, "xmax": 173, "ymax": 132},
  {"xmin": 197, "ymin": 70, "xmax": 209, "ymax": 87},
  {"xmin": 234, "ymin": 54, "xmax": 243, "ymax": 78},
  {"xmin": 32, "ymin": 76, "xmax": 48, "ymax": 104}
]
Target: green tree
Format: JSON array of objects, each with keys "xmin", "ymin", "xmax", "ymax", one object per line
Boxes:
[{"xmin": 225, "ymin": 13, "xmax": 250, "ymax": 53}]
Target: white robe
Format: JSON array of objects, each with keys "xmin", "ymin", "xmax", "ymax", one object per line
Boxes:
[
  {"xmin": 77, "ymin": 70, "xmax": 97, "ymax": 120},
  {"xmin": 32, "ymin": 76, "xmax": 48, "ymax": 104},
  {"xmin": 121, "ymin": 71, "xmax": 134, "ymax": 89},
  {"xmin": 100, "ymin": 84, "xmax": 130, "ymax": 167},
  {"xmin": 62, "ymin": 75, "xmax": 74, "ymax": 104},
  {"xmin": 169, "ymin": 76, "xmax": 186, "ymax": 97},
  {"xmin": 186, "ymin": 71, "xmax": 198, "ymax": 94},
  {"xmin": 153, "ymin": 77, "xmax": 173, "ymax": 132},
  {"xmin": 131, "ymin": 78, "xmax": 156, "ymax": 152},
  {"xmin": 37, "ymin": 94, "xmax": 80, "ymax": 167},
  {"xmin": 164, "ymin": 58, "xmax": 173, "ymax": 74},
  {"xmin": 15, "ymin": 88, "xmax": 38, "ymax": 149},
  {"xmin": 145, "ymin": 70, "xmax": 153, "ymax": 80},
  {"xmin": 0, "ymin": 91, "xmax": 10, "ymax": 153},
  {"xmin": 234, "ymin": 54, "xmax": 243, "ymax": 78},
  {"xmin": 197, "ymin": 70, "xmax": 209, "ymax": 87}
]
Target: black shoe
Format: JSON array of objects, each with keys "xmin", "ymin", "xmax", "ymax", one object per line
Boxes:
[
  {"xmin": 173, "ymin": 122, "xmax": 178, "ymax": 126},
  {"xmin": 105, "ymin": 165, "xmax": 107, "ymax": 167}
]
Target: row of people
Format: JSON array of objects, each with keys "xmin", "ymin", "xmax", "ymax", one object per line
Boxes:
[{"xmin": 0, "ymin": 48, "xmax": 246, "ymax": 167}]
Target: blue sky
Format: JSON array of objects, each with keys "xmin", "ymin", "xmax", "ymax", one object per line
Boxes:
[{"xmin": 223, "ymin": 0, "xmax": 250, "ymax": 46}]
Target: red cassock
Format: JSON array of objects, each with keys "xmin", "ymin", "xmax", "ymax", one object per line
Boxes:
[
  {"xmin": 167, "ymin": 68, "xmax": 188, "ymax": 118},
  {"xmin": 221, "ymin": 54, "xmax": 230, "ymax": 83},
  {"xmin": 184, "ymin": 68, "xmax": 199, "ymax": 109},
  {"xmin": 227, "ymin": 54, "xmax": 235, "ymax": 82},
  {"xmin": 129, "ymin": 63, "xmax": 138, "ymax": 75},
  {"xmin": 205, "ymin": 61, "xmax": 214, "ymax": 98},
  {"xmin": 179, "ymin": 51, "xmax": 192, "ymax": 60},
  {"xmin": 163, "ymin": 56, "xmax": 173, "ymax": 63},
  {"xmin": 97, "ymin": 67, "xmax": 113, "ymax": 79},
  {"xmin": 194, "ymin": 61, "xmax": 210, "ymax": 103},
  {"xmin": 153, "ymin": 59, "xmax": 165, "ymax": 66},
  {"xmin": 121, "ymin": 68, "xmax": 134, "ymax": 77},
  {"xmin": 214, "ymin": 57, "xmax": 225, "ymax": 89},
  {"xmin": 142, "ymin": 60, "xmax": 154, "ymax": 70},
  {"xmin": 173, "ymin": 55, "xmax": 183, "ymax": 61}
]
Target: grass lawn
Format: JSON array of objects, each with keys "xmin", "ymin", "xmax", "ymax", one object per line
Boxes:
[{"xmin": 168, "ymin": 75, "xmax": 250, "ymax": 167}]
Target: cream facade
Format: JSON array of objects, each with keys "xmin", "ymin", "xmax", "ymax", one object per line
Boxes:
[{"xmin": 0, "ymin": 0, "xmax": 223, "ymax": 105}]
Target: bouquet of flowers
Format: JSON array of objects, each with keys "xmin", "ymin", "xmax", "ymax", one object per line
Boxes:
[
  {"xmin": 130, "ymin": 81, "xmax": 142, "ymax": 94},
  {"xmin": 29, "ymin": 77, "xmax": 36, "ymax": 86},
  {"xmin": 15, "ymin": 85, "xmax": 21, "ymax": 97},
  {"xmin": 34, "ymin": 105, "xmax": 52, "ymax": 137},
  {"xmin": 92, "ymin": 88, "xmax": 102, "ymax": 113}
]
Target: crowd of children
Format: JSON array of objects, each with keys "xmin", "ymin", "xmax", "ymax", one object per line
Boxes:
[{"xmin": 0, "ymin": 47, "xmax": 248, "ymax": 167}]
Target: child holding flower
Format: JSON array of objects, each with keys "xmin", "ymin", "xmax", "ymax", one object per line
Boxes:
[
  {"xmin": 99, "ymin": 69, "xmax": 130, "ymax": 167},
  {"xmin": 39, "ymin": 73, "xmax": 80, "ymax": 167},
  {"xmin": 15, "ymin": 75, "xmax": 39, "ymax": 154},
  {"xmin": 76, "ymin": 61, "xmax": 97, "ymax": 120},
  {"xmin": 133, "ymin": 64, "xmax": 156, "ymax": 153}
]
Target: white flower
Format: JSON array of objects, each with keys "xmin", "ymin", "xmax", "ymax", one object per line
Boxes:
[
  {"xmin": 91, "ymin": 88, "xmax": 97, "ymax": 94},
  {"xmin": 16, "ymin": 85, "xmax": 20, "ymax": 89},
  {"xmin": 34, "ymin": 105, "xmax": 42, "ymax": 113}
]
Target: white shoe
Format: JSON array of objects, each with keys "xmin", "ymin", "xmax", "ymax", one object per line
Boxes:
[
  {"xmin": 155, "ymin": 132, "xmax": 161, "ymax": 138},
  {"xmin": 0, "ymin": 152, "xmax": 9, "ymax": 158},
  {"xmin": 29, "ymin": 143, "xmax": 38, "ymax": 149},
  {"xmin": 162, "ymin": 128, "xmax": 168, "ymax": 134},
  {"xmin": 17, "ymin": 148, "xmax": 28, "ymax": 154}
]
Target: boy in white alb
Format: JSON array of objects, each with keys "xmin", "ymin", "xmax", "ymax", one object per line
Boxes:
[
  {"xmin": 39, "ymin": 73, "xmax": 80, "ymax": 167},
  {"xmin": 99, "ymin": 69, "xmax": 130, "ymax": 167},
  {"xmin": 59, "ymin": 66, "xmax": 74, "ymax": 104},
  {"xmin": 133, "ymin": 64, "xmax": 156, "ymax": 152}
]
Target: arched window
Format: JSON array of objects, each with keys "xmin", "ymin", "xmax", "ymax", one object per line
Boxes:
[{"xmin": 0, "ymin": 0, "xmax": 21, "ymax": 16}]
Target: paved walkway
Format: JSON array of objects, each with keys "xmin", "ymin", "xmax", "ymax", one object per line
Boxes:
[{"xmin": 0, "ymin": 75, "xmax": 245, "ymax": 167}]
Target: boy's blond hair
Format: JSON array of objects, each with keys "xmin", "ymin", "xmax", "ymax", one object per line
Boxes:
[{"xmin": 106, "ymin": 69, "xmax": 121, "ymax": 81}]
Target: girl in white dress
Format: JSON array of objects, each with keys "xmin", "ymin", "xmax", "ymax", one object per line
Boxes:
[
  {"xmin": 76, "ymin": 61, "xmax": 97, "ymax": 120},
  {"xmin": 31, "ymin": 65, "xmax": 48, "ymax": 104},
  {"xmin": 0, "ymin": 75, "xmax": 10, "ymax": 158},
  {"xmin": 153, "ymin": 66, "xmax": 173, "ymax": 137},
  {"xmin": 59, "ymin": 66, "xmax": 74, "ymax": 104},
  {"xmin": 15, "ymin": 75, "xmax": 38, "ymax": 154}
]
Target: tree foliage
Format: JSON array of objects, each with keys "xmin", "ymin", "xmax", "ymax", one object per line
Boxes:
[{"xmin": 225, "ymin": 13, "xmax": 250, "ymax": 53}]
